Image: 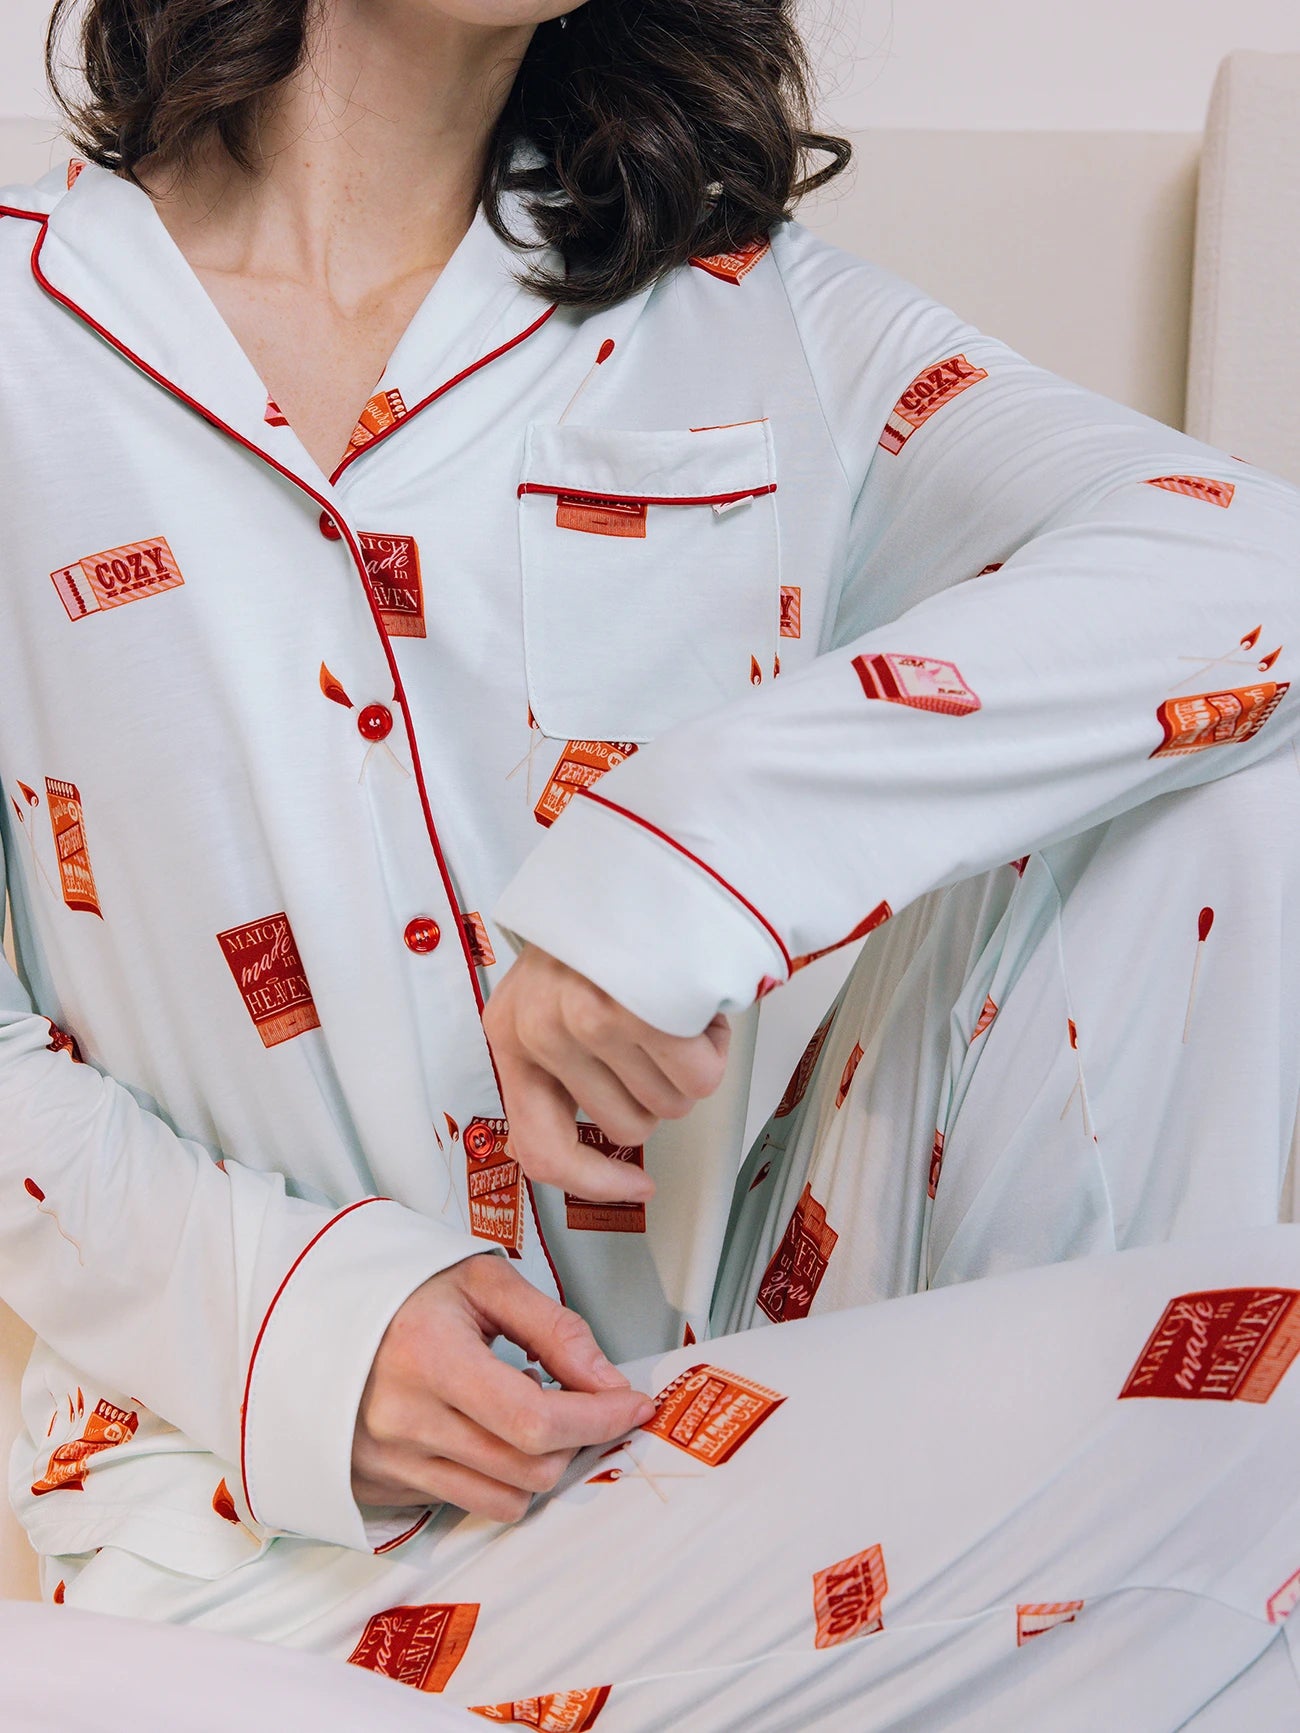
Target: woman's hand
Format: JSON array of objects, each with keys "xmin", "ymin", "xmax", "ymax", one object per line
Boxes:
[
  {"xmin": 353, "ymin": 1252, "xmax": 656, "ymax": 1522},
  {"xmin": 481, "ymin": 944, "xmax": 732, "ymax": 1203}
]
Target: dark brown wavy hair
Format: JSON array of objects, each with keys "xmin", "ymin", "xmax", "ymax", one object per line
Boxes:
[{"xmin": 45, "ymin": 0, "xmax": 850, "ymax": 309}]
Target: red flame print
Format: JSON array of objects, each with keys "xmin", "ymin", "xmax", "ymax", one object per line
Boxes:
[
  {"xmin": 319, "ymin": 663, "xmax": 353, "ymax": 708},
  {"xmin": 17, "ymin": 781, "xmax": 38, "ymax": 806},
  {"xmin": 683, "ymin": 1323, "xmax": 697, "ymax": 1347},
  {"xmin": 773, "ymin": 654, "xmax": 781, "ymax": 678},
  {"xmin": 1259, "ymin": 647, "xmax": 1284, "ymax": 672},
  {"xmin": 24, "ymin": 1178, "xmax": 45, "ymax": 1202},
  {"xmin": 586, "ymin": 1469, "xmax": 623, "ymax": 1485},
  {"xmin": 1067, "ymin": 1019, "xmax": 1079, "ymax": 1051},
  {"xmin": 750, "ymin": 655, "xmax": 762, "ymax": 685},
  {"xmin": 596, "ymin": 338, "xmax": 616, "ymax": 365},
  {"xmin": 1241, "ymin": 626, "xmax": 1262, "ymax": 651},
  {"xmin": 748, "ymin": 1160, "xmax": 772, "ymax": 1191},
  {"xmin": 444, "ymin": 1112, "xmax": 460, "ymax": 1143},
  {"xmin": 1198, "ymin": 907, "xmax": 1216, "ymax": 943}
]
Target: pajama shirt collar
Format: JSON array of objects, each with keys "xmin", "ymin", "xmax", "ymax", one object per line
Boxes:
[{"xmin": 29, "ymin": 162, "xmax": 560, "ymax": 489}]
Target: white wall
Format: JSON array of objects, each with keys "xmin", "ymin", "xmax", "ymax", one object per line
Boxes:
[
  {"xmin": 804, "ymin": 0, "xmax": 1300, "ymax": 131},
  {"xmin": 4, "ymin": 0, "xmax": 1300, "ymax": 129}
]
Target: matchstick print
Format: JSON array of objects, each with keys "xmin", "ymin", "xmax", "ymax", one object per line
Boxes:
[
  {"xmin": 23, "ymin": 1178, "xmax": 84, "ymax": 1264},
  {"xmin": 584, "ymin": 1438, "xmax": 704, "ymax": 1502},
  {"xmin": 1060, "ymin": 1020, "xmax": 1096, "ymax": 1141},
  {"xmin": 9, "ymin": 782, "xmax": 58, "ymax": 899},
  {"xmin": 1172, "ymin": 624, "xmax": 1284, "ymax": 690},
  {"xmin": 1182, "ymin": 907, "xmax": 1215, "ymax": 1043},
  {"xmin": 557, "ymin": 337, "xmax": 617, "ymax": 425}
]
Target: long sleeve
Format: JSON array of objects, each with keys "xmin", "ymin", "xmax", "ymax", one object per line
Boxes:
[
  {"xmin": 0, "ymin": 850, "xmax": 488, "ymax": 1550},
  {"xmin": 493, "ymin": 227, "xmax": 1300, "ymax": 1036}
]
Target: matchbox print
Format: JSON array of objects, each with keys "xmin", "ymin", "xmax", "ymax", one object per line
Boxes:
[
  {"xmin": 813, "ymin": 1545, "xmax": 888, "ymax": 1648},
  {"xmin": 642, "ymin": 1364, "xmax": 785, "ymax": 1465},
  {"xmin": 790, "ymin": 902, "xmax": 893, "ymax": 974},
  {"xmin": 358, "ymin": 533, "xmax": 425, "ymax": 637},
  {"xmin": 1017, "ymin": 1602, "xmax": 1084, "ymax": 1645},
  {"xmin": 555, "ymin": 495, "xmax": 647, "ymax": 539},
  {"xmin": 45, "ymin": 780, "xmax": 102, "ymax": 916},
  {"xmin": 1267, "ymin": 1569, "xmax": 1300, "ymax": 1625},
  {"xmin": 774, "ymin": 1010, "xmax": 836, "ymax": 1118},
  {"xmin": 565, "ymin": 1127, "xmax": 647, "ymax": 1233},
  {"xmin": 464, "ymin": 1115, "xmax": 525, "ymax": 1252},
  {"xmin": 854, "ymin": 653, "xmax": 982, "ymax": 716},
  {"xmin": 535, "ymin": 740, "xmax": 638, "ymax": 827},
  {"xmin": 264, "ymin": 396, "xmax": 289, "ymax": 428},
  {"xmin": 780, "ymin": 585, "xmax": 802, "ymax": 638},
  {"xmin": 836, "ymin": 1042, "xmax": 865, "ymax": 1110},
  {"xmin": 879, "ymin": 354, "xmax": 990, "ymax": 454},
  {"xmin": 470, "ymin": 1689, "xmax": 611, "ymax": 1730},
  {"xmin": 971, "ymin": 995, "xmax": 998, "ymax": 1040},
  {"xmin": 1119, "ymin": 1288, "xmax": 1300, "ymax": 1403},
  {"xmin": 1151, "ymin": 683, "xmax": 1288, "ymax": 757},
  {"xmin": 347, "ymin": 1603, "xmax": 478, "ymax": 1694},
  {"xmin": 66, "ymin": 158, "xmax": 85, "ymax": 188},
  {"xmin": 50, "ymin": 536, "xmax": 184, "ymax": 621},
  {"xmin": 688, "ymin": 238, "xmax": 772, "ymax": 284},
  {"xmin": 347, "ymin": 387, "xmax": 407, "ymax": 454},
  {"xmin": 45, "ymin": 1019, "xmax": 83, "ymax": 1063},
  {"xmin": 757, "ymin": 1184, "xmax": 838, "ymax": 1323},
  {"xmin": 462, "ymin": 911, "xmax": 497, "ymax": 968},
  {"xmin": 216, "ymin": 913, "xmax": 321, "ymax": 1049},
  {"xmin": 927, "ymin": 1130, "xmax": 945, "ymax": 1200},
  {"xmin": 31, "ymin": 1400, "xmax": 138, "ymax": 1496},
  {"xmin": 1145, "ymin": 475, "xmax": 1235, "ymax": 509}
]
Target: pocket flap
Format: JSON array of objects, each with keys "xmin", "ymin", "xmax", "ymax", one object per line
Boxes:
[{"xmin": 522, "ymin": 419, "xmax": 775, "ymax": 506}]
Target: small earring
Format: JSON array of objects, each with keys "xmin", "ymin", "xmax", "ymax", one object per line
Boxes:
[{"xmin": 558, "ymin": 12, "xmax": 569, "ymax": 26}]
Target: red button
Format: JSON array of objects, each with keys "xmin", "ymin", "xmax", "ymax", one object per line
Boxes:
[
  {"xmin": 357, "ymin": 704, "xmax": 393, "ymax": 742},
  {"xmin": 404, "ymin": 918, "xmax": 441, "ymax": 954},
  {"xmin": 319, "ymin": 510, "xmax": 342, "ymax": 540}
]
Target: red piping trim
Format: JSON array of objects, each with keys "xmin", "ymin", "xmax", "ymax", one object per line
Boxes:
[
  {"xmin": 576, "ymin": 786, "xmax": 792, "ymax": 972},
  {"xmin": 16, "ymin": 201, "xmax": 566, "ymax": 1304},
  {"xmin": 518, "ymin": 482, "xmax": 777, "ymax": 507},
  {"xmin": 332, "ymin": 305, "xmax": 557, "ymax": 485},
  {"xmin": 374, "ymin": 1510, "xmax": 432, "ymax": 1554},
  {"xmin": 238, "ymin": 1196, "xmax": 384, "ymax": 1520}
]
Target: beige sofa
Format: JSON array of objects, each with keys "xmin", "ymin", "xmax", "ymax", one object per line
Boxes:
[{"xmin": 2, "ymin": 49, "xmax": 1298, "ymax": 1607}]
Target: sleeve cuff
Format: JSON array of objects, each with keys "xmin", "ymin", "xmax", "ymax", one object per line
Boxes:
[
  {"xmin": 239, "ymin": 1197, "xmax": 492, "ymax": 1551},
  {"xmin": 492, "ymin": 789, "xmax": 789, "ymax": 1036}
]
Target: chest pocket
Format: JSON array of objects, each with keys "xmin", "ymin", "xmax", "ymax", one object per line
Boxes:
[{"xmin": 518, "ymin": 420, "xmax": 779, "ymax": 742}]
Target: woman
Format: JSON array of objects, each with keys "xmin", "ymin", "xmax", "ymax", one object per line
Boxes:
[{"xmin": 3, "ymin": 0, "xmax": 1300, "ymax": 1722}]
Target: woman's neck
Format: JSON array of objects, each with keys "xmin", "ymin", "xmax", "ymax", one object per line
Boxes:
[{"xmin": 140, "ymin": 0, "xmax": 534, "ymax": 302}]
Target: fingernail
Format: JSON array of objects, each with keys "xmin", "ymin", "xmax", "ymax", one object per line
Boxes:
[
  {"xmin": 591, "ymin": 1355, "xmax": 630, "ymax": 1389},
  {"xmin": 633, "ymin": 1397, "xmax": 658, "ymax": 1425}
]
